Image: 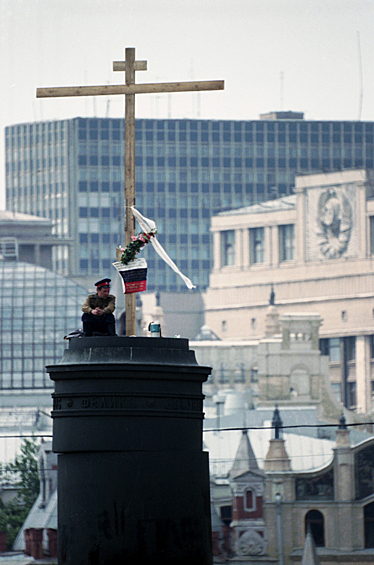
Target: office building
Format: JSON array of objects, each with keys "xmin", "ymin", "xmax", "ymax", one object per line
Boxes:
[{"xmin": 5, "ymin": 115, "xmax": 374, "ymax": 296}]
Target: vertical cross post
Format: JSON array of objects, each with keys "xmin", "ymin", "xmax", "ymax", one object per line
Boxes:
[{"xmin": 124, "ymin": 48, "xmax": 137, "ymax": 335}]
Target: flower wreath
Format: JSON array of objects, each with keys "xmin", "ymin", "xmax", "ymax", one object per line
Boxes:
[{"xmin": 117, "ymin": 229, "xmax": 157, "ymax": 265}]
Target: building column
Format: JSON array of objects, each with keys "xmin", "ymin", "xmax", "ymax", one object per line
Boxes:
[
  {"xmin": 356, "ymin": 335, "xmax": 371, "ymax": 414},
  {"xmin": 294, "ymin": 184, "xmax": 306, "ymax": 262},
  {"xmin": 236, "ymin": 229, "xmax": 243, "ymax": 268},
  {"xmin": 242, "ymin": 228, "xmax": 250, "ymax": 268},
  {"xmin": 265, "ymin": 226, "xmax": 272, "ymax": 267},
  {"xmin": 333, "ymin": 423, "xmax": 355, "ymax": 550},
  {"xmin": 272, "ymin": 225, "xmax": 279, "ymax": 266}
]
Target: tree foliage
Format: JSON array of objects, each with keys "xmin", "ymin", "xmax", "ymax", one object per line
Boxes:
[{"xmin": 0, "ymin": 438, "xmax": 40, "ymax": 548}]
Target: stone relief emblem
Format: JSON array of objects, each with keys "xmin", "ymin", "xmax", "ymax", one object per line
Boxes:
[
  {"xmin": 316, "ymin": 187, "xmax": 352, "ymax": 259},
  {"xmin": 237, "ymin": 530, "xmax": 266, "ymax": 556}
]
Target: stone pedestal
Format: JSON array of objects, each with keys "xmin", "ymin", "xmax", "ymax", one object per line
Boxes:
[{"xmin": 47, "ymin": 336, "xmax": 212, "ymax": 565}]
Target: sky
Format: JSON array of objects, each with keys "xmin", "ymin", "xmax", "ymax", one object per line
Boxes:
[{"xmin": 1, "ymin": 0, "xmax": 374, "ymax": 208}]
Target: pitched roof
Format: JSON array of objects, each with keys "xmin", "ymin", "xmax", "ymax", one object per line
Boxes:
[
  {"xmin": 229, "ymin": 430, "xmax": 264, "ymax": 480},
  {"xmin": 218, "ymin": 195, "xmax": 296, "ymax": 217}
]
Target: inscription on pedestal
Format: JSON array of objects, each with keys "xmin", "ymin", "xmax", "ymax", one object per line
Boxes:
[{"xmin": 52, "ymin": 393, "xmax": 203, "ymax": 415}]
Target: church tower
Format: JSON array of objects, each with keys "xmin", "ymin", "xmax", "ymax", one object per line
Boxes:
[{"xmin": 229, "ymin": 430, "xmax": 267, "ymax": 556}]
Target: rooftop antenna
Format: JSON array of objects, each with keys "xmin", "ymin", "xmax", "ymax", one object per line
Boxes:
[
  {"xmin": 280, "ymin": 71, "xmax": 284, "ymax": 111},
  {"xmin": 357, "ymin": 31, "xmax": 363, "ymax": 121}
]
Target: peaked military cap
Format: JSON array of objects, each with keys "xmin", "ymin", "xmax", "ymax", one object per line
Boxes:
[{"xmin": 95, "ymin": 278, "xmax": 111, "ymax": 288}]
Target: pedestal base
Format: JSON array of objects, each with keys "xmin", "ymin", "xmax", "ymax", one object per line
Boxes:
[{"xmin": 58, "ymin": 451, "xmax": 212, "ymax": 565}]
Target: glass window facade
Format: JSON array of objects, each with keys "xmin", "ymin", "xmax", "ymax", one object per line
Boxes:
[
  {"xmin": 5, "ymin": 117, "xmax": 374, "ymax": 291},
  {"xmin": 0, "ymin": 261, "xmax": 87, "ymax": 390}
]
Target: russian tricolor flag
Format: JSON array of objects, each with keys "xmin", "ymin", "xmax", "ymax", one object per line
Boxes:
[{"xmin": 112, "ymin": 258, "xmax": 147, "ymax": 294}]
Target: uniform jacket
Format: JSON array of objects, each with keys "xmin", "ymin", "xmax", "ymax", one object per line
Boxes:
[{"xmin": 82, "ymin": 294, "xmax": 116, "ymax": 315}]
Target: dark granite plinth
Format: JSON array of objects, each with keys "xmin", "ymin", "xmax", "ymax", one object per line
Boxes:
[{"xmin": 47, "ymin": 337, "xmax": 212, "ymax": 565}]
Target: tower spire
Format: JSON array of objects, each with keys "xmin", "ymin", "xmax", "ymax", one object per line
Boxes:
[{"xmin": 230, "ymin": 430, "xmax": 261, "ymax": 479}]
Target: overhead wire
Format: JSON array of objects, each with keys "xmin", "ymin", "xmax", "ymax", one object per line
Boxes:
[{"xmin": 204, "ymin": 421, "xmax": 374, "ymax": 433}]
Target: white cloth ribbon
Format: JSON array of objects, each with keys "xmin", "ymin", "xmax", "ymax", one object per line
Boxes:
[{"xmin": 131, "ymin": 206, "xmax": 196, "ymax": 290}]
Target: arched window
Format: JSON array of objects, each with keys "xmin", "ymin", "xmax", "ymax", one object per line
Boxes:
[
  {"xmin": 305, "ymin": 509, "xmax": 325, "ymax": 547},
  {"xmin": 364, "ymin": 502, "xmax": 374, "ymax": 548},
  {"xmin": 244, "ymin": 488, "xmax": 256, "ymax": 511}
]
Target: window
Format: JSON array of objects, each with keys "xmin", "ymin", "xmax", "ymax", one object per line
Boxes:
[
  {"xmin": 244, "ymin": 489, "xmax": 256, "ymax": 511},
  {"xmin": 221, "ymin": 230, "xmax": 235, "ymax": 266},
  {"xmin": 347, "ymin": 381, "xmax": 356, "ymax": 409},
  {"xmin": 250, "ymin": 367, "xmax": 258, "ymax": 382},
  {"xmin": 345, "ymin": 336, "xmax": 355, "ymax": 361},
  {"xmin": 370, "ymin": 217, "xmax": 374, "ymax": 255},
  {"xmin": 319, "ymin": 338, "xmax": 329, "ymax": 356},
  {"xmin": 250, "ymin": 227, "xmax": 265, "ymax": 264},
  {"xmin": 305, "ymin": 509, "xmax": 325, "ymax": 547},
  {"xmin": 279, "ymin": 224, "xmax": 295, "ymax": 262},
  {"xmin": 234, "ymin": 364, "xmax": 245, "ymax": 383},
  {"xmin": 218, "ymin": 364, "xmax": 229, "ymax": 383},
  {"xmin": 220, "ymin": 506, "xmax": 232, "ymax": 526},
  {"xmin": 329, "ymin": 338, "xmax": 341, "ymax": 363}
]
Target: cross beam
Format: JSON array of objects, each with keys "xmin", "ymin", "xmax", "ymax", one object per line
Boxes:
[
  {"xmin": 37, "ymin": 81, "xmax": 224, "ymax": 98},
  {"xmin": 37, "ymin": 47, "xmax": 224, "ymax": 336}
]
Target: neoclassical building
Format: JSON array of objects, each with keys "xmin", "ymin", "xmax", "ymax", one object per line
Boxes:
[
  {"xmin": 208, "ymin": 409, "xmax": 374, "ymax": 565},
  {"xmin": 205, "ymin": 169, "xmax": 374, "ymax": 413}
]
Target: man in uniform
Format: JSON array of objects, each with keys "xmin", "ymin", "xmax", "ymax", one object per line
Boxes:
[{"xmin": 82, "ymin": 278, "xmax": 117, "ymax": 336}]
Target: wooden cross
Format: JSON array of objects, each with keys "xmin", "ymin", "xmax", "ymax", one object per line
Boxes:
[{"xmin": 37, "ymin": 47, "xmax": 224, "ymax": 336}]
